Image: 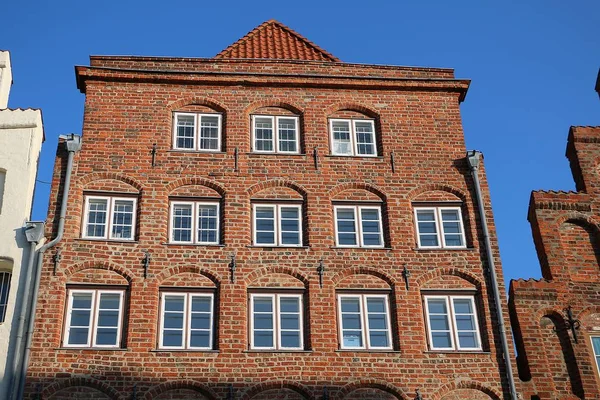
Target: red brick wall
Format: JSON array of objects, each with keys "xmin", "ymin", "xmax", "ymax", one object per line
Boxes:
[{"xmin": 26, "ymin": 56, "xmax": 512, "ymax": 400}]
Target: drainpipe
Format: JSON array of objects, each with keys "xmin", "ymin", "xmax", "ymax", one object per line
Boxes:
[
  {"xmin": 11, "ymin": 134, "xmax": 81, "ymax": 400},
  {"xmin": 4, "ymin": 223, "xmax": 44, "ymax": 400},
  {"xmin": 467, "ymin": 150, "xmax": 518, "ymax": 400}
]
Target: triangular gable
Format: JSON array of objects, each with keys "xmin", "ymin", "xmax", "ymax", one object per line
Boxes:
[{"xmin": 215, "ymin": 19, "xmax": 340, "ymax": 62}]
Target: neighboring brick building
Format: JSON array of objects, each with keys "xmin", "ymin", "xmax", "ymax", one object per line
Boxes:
[
  {"xmin": 509, "ymin": 71, "xmax": 600, "ymax": 399},
  {"xmin": 24, "ymin": 20, "xmax": 516, "ymax": 399}
]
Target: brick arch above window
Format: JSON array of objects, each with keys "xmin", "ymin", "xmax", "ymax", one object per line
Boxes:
[
  {"xmin": 144, "ymin": 380, "xmax": 218, "ymax": 400},
  {"xmin": 338, "ymin": 379, "xmax": 408, "ymax": 400},
  {"xmin": 415, "ymin": 267, "xmax": 482, "ymax": 290},
  {"xmin": 332, "ymin": 266, "xmax": 396, "ymax": 289},
  {"xmin": 407, "ymin": 183, "xmax": 467, "ymax": 202},
  {"xmin": 69, "ymin": 267, "xmax": 129, "ymax": 286},
  {"xmin": 432, "ymin": 380, "xmax": 502, "ymax": 400},
  {"xmin": 156, "ymin": 265, "xmax": 222, "ymax": 288},
  {"xmin": 324, "ymin": 103, "xmax": 380, "ymax": 120},
  {"xmin": 77, "ymin": 172, "xmax": 144, "ymax": 193},
  {"xmin": 328, "ymin": 182, "xmax": 386, "ymax": 202},
  {"xmin": 336, "ymin": 273, "xmax": 391, "ymax": 290},
  {"xmin": 247, "ymin": 179, "xmax": 307, "ymax": 200},
  {"xmin": 244, "ymin": 266, "xmax": 309, "ymax": 289},
  {"xmin": 242, "ymin": 381, "xmax": 311, "ymax": 400},
  {"xmin": 168, "ymin": 97, "xmax": 227, "ymax": 114},
  {"xmin": 244, "ymin": 101, "xmax": 304, "ymax": 117},
  {"xmin": 61, "ymin": 261, "xmax": 136, "ymax": 284},
  {"xmin": 166, "ymin": 177, "xmax": 226, "ymax": 198},
  {"xmin": 42, "ymin": 377, "xmax": 120, "ymax": 400}
]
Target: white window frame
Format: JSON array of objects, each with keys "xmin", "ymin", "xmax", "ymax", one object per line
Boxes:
[
  {"xmin": 0, "ymin": 270, "xmax": 12, "ymax": 323},
  {"xmin": 249, "ymin": 293, "xmax": 304, "ymax": 350},
  {"xmin": 158, "ymin": 292, "xmax": 214, "ymax": 350},
  {"xmin": 423, "ymin": 295, "xmax": 482, "ymax": 351},
  {"xmin": 82, "ymin": 195, "xmax": 137, "ymax": 241},
  {"xmin": 333, "ymin": 205, "xmax": 384, "ymax": 248},
  {"xmin": 252, "ymin": 203, "xmax": 303, "ymax": 247},
  {"xmin": 169, "ymin": 201, "xmax": 220, "ymax": 245},
  {"xmin": 414, "ymin": 206, "xmax": 467, "ymax": 249},
  {"xmin": 337, "ymin": 293, "xmax": 393, "ymax": 350},
  {"xmin": 251, "ymin": 115, "xmax": 300, "ymax": 154},
  {"xmin": 63, "ymin": 289, "xmax": 125, "ymax": 348},
  {"xmin": 172, "ymin": 112, "xmax": 222, "ymax": 152},
  {"xmin": 590, "ymin": 336, "xmax": 600, "ymax": 378},
  {"xmin": 329, "ymin": 118, "xmax": 377, "ymax": 157}
]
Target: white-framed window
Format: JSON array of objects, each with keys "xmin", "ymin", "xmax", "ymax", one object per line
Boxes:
[
  {"xmin": 329, "ymin": 118, "xmax": 377, "ymax": 156},
  {"xmin": 591, "ymin": 336, "xmax": 600, "ymax": 377},
  {"xmin": 252, "ymin": 115, "xmax": 300, "ymax": 154},
  {"xmin": 159, "ymin": 292, "xmax": 214, "ymax": 350},
  {"xmin": 414, "ymin": 206, "xmax": 466, "ymax": 249},
  {"xmin": 82, "ymin": 196, "xmax": 137, "ymax": 241},
  {"xmin": 424, "ymin": 295, "xmax": 481, "ymax": 351},
  {"xmin": 169, "ymin": 201, "xmax": 220, "ymax": 245},
  {"xmin": 173, "ymin": 112, "xmax": 222, "ymax": 152},
  {"xmin": 252, "ymin": 204, "xmax": 302, "ymax": 246},
  {"xmin": 337, "ymin": 293, "xmax": 392, "ymax": 350},
  {"xmin": 334, "ymin": 205, "xmax": 384, "ymax": 248},
  {"xmin": 250, "ymin": 293, "xmax": 303, "ymax": 350},
  {"xmin": 63, "ymin": 289, "xmax": 125, "ymax": 348},
  {"xmin": 0, "ymin": 270, "xmax": 11, "ymax": 323}
]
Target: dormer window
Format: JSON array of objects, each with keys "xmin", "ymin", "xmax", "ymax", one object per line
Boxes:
[{"xmin": 173, "ymin": 112, "xmax": 222, "ymax": 152}]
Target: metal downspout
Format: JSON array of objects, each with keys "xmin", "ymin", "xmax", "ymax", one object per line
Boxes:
[
  {"xmin": 467, "ymin": 150, "xmax": 518, "ymax": 400},
  {"xmin": 5, "ymin": 240, "xmax": 38, "ymax": 400},
  {"xmin": 12, "ymin": 134, "xmax": 81, "ymax": 400}
]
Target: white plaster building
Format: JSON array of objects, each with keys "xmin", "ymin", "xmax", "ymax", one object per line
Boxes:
[{"xmin": 0, "ymin": 50, "xmax": 44, "ymax": 395}]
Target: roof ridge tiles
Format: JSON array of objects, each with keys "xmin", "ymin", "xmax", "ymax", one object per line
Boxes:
[{"xmin": 215, "ymin": 19, "xmax": 340, "ymax": 62}]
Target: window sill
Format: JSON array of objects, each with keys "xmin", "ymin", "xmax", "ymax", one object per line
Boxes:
[
  {"xmin": 424, "ymin": 350, "xmax": 490, "ymax": 354},
  {"xmin": 331, "ymin": 246, "xmax": 392, "ymax": 250},
  {"xmin": 76, "ymin": 238, "xmax": 138, "ymax": 244},
  {"xmin": 163, "ymin": 243, "xmax": 225, "ymax": 247},
  {"xmin": 325, "ymin": 155, "xmax": 383, "ymax": 159},
  {"xmin": 335, "ymin": 349, "xmax": 400, "ymax": 353},
  {"xmin": 56, "ymin": 347, "xmax": 128, "ymax": 351},
  {"xmin": 413, "ymin": 247, "xmax": 476, "ymax": 252},
  {"xmin": 151, "ymin": 349, "xmax": 220, "ymax": 353},
  {"xmin": 244, "ymin": 350, "xmax": 313, "ymax": 353},
  {"xmin": 246, "ymin": 152, "xmax": 307, "ymax": 157},
  {"xmin": 247, "ymin": 245, "xmax": 310, "ymax": 249},
  {"xmin": 168, "ymin": 150, "xmax": 227, "ymax": 155}
]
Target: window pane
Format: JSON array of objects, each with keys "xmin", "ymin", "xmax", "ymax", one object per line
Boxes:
[
  {"xmin": 164, "ymin": 313, "xmax": 184, "ymax": 329},
  {"xmin": 254, "ymin": 117, "xmax": 274, "ymax": 151},
  {"xmin": 427, "ymin": 299, "xmax": 447, "ymax": 314},
  {"xmin": 163, "ymin": 330, "xmax": 183, "ymax": 347},
  {"xmin": 191, "ymin": 296, "xmax": 211, "ymax": 312},
  {"xmin": 190, "ymin": 331, "xmax": 210, "ymax": 348},
  {"xmin": 97, "ymin": 310, "xmax": 119, "ymax": 327},
  {"xmin": 172, "ymin": 204, "xmax": 193, "ymax": 242},
  {"xmin": 280, "ymin": 313, "xmax": 300, "ymax": 330},
  {"xmin": 254, "ymin": 331, "xmax": 273, "ymax": 347},
  {"xmin": 432, "ymin": 332, "xmax": 452, "ymax": 348},
  {"xmin": 332, "ymin": 120, "xmax": 352, "ymax": 155},
  {"xmin": 280, "ymin": 207, "xmax": 301, "ymax": 245},
  {"xmin": 457, "ymin": 332, "xmax": 479, "ymax": 348},
  {"xmin": 453, "ymin": 299, "xmax": 473, "ymax": 314},
  {"xmin": 254, "ymin": 313, "xmax": 274, "ymax": 329},
  {"xmin": 71, "ymin": 310, "xmax": 91, "ymax": 327},
  {"xmin": 361, "ymin": 209, "xmax": 382, "ymax": 246},
  {"xmin": 441, "ymin": 209, "xmax": 464, "ymax": 247},
  {"xmin": 176, "ymin": 114, "xmax": 196, "ymax": 149},
  {"xmin": 280, "ymin": 297, "xmax": 300, "ymax": 313},
  {"xmin": 278, "ymin": 118, "xmax": 297, "ymax": 153},
  {"xmin": 253, "ymin": 297, "xmax": 273, "ymax": 313},
  {"xmin": 341, "ymin": 298, "xmax": 360, "ymax": 313},
  {"xmin": 369, "ymin": 331, "xmax": 389, "ymax": 348},
  {"xmin": 281, "ymin": 331, "xmax": 300, "ymax": 348},
  {"xmin": 343, "ymin": 331, "xmax": 363, "ymax": 347},
  {"xmin": 72, "ymin": 293, "xmax": 93, "ymax": 309},
  {"xmin": 255, "ymin": 206, "xmax": 275, "ymax": 245},
  {"xmin": 197, "ymin": 204, "xmax": 218, "ymax": 244},
  {"xmin": 95, "ymin": 328, "xmax": 118, "ymax": 345},
  {"xmin": 199, "ymin": 115, "xmax": 220, "ymax": 150},
  {"xmin": 355, "ymin": 121, "xmax": 375, "ymax": 155},
  {"xmin": 336, "ymin": 208, "xmax": 357, "ymax": 246},
  {"xmin": 0, "ymin": 271, "xmax": 11, "ymax": 323},
  {"xmin": 164, "ymin": 296, "xmax": 185, "ymax": 312},
  {"xmin": 86, "ymin": 199, "xmax": 107, "ymax": 237},
  {"xmin": 593, "ymin": 337, "xmax": 600, "ymax": 355},
  {"xmin": 190, "ymin": 313, "xmax": 211, "ymax": 330},
  {"xmin": 68, "ymin": 328, "xmax": 89, "ymax": 345},
  {"xmin": 111, "ymin": 200, "xmax": 134, "ymax": 239}
]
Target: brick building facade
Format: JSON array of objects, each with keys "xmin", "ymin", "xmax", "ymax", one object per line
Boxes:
[
  {"xmin": 509, "ymin": 72, "xmax": 600, "ymax": 399},
  {"xmin": 24, "ymin": 20, "xmax": 515, "ymax": 399}
]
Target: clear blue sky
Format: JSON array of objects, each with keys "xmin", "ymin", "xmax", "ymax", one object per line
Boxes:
[{"xmin": 2, "ymin": 1, "xmax": 599, "ymax": 286}]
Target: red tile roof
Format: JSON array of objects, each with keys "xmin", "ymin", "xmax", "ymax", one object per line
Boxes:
[{"xmin": 215, "ymin": 19, "xmax": 340, "ymax": 62}]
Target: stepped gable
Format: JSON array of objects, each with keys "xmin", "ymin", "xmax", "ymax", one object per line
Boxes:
[{"xmin": 215, "ymin": 19, "xmax": 340, "ymax": 62}]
